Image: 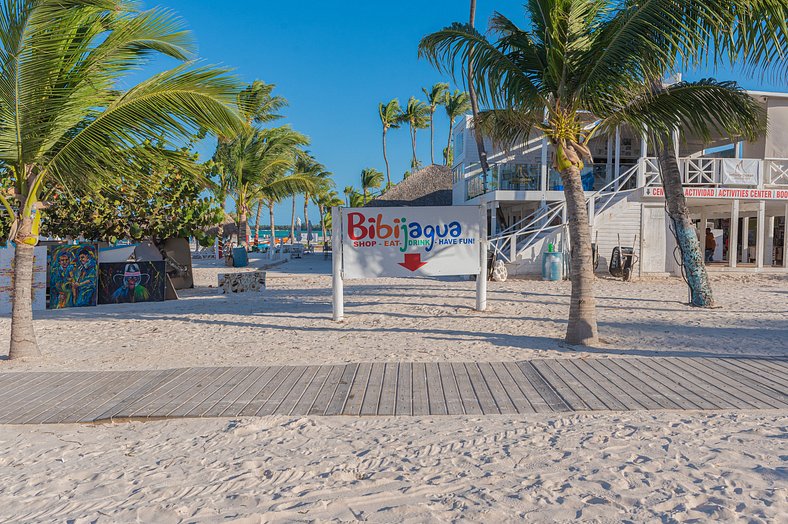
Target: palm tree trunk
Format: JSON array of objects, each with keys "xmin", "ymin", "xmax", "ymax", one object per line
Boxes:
[
  {"xmin": 468, "ymin": 0, "xmax": 490, "ymax": 180},
  {"xmin": 319, "ymin": 204, "xmax": 327, "ymax": 241},
  {"xmin": 289, "ymin": 195, "xmax": 296, "ymax": 244},
  {"xmin": 657, "ymin": 137, "xmax": 714, "ymax": 307},
  {"xmin": 9, "ymin": 214, "xmax": 40, "ymax": 359},
  {"xmin": 382, "ymin": 128, "xmax": 391, "ymax": 188},
  {"xmin": 253, "ymin": 201, "xmax": 262, "ymax": 246},
  {"xmin": 269, "ymin": 203, "xmax": 276, "ymax": 259},
  {"xmin": 410, "ymin": 126, "xmax": 418, "ymax": 170},
  {"xmin": 238, "ymin": 210, "xmax": 248, "ymax": 248},
  {"xmin": 363, "ymin": 188, "xmax": 368, "ymax": 205},
  {"xmin": 303, "ymin": 194, "xmax": 310, "ymax": 246},
  {"xmin": 429, "ymin": 110, "xmax": 435, "ymax": 165},
  {"xmin": 446, "ymin": 118, "xmax": 454, "ymax": 165},
  {"xmin": 558, "ymin": 162, "xmax": 598, "ymax": 346}
]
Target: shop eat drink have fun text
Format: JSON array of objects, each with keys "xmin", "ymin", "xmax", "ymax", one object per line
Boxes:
[{"xmin": 347, "ymin": 212, "xmax": 475, "ymax": 252}]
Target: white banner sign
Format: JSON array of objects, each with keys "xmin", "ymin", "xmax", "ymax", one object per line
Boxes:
[
  {"xmin": 643, "ymin": 187, "xmax": 788, "ymax": 200},
  {"xmin": 721, "ymin": 159, "xmax": 760, "ymax": 185},
  {"xmin": 340, "ymin": 206, "xmax": 483, "ymax": 279}
]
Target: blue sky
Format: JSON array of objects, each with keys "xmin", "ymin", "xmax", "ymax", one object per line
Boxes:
[{"xmin": 144, "ymin": 1, "xmax": 786, "ymax": 225}]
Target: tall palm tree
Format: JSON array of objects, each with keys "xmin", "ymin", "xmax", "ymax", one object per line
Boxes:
[
  {"xmin": 467, "ymin": 0, "xmax": 490, "ymax": 180},
  {"xmin": 419, "ymin": 1, "xmax": 777, "ymax": 345},
  {"xmin": 314, "ymin": 189, "xmax": 344, "ymax": 241},
  {"xmin": 378, "ymin": 99, "xmax": 402, "ymax": 188},
  {"xmin": 343, "ymin": 185, "xmax": 355, "ymax": 206},
  {"xmin": 443, "ymin": 89, "xmax": 471, "ymax": 165},
  {"xmin": 402, "ymin": 97, "xmax": 430, "ymax": 171},
  {"xmin": 294, "ymin": 155, "xmax": 332, "ymax": 246},
  {"xmin": 360, "ymin": 168, "xmax": 384, "ymax": 204},
  {"xmin": 422, "ymin": 83, "xmax": 449, "ymax": 164},
  {"xmin": 1, "ymin": 0, "xmax": 244, "ymax": 359}
]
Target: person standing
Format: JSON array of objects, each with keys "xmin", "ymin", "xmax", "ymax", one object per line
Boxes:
[{"xmin": 705, "ymin": 228, "xmax": 717, "ymax": 263}]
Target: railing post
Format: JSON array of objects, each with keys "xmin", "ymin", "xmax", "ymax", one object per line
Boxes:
[
  {"xmin": 636, "ymin": 158, "xmax": 646, "ymax": 188},
  {"xmin": 758, "ymin": 160, "xmax": 765, "ymax": 188},
  {"xmin": 510, "ymin": 234, "xmax": 516, "ymax": 261},
  {"xmin": 588, "ymin": 196, "xmax": 595, "ymax": 235}
]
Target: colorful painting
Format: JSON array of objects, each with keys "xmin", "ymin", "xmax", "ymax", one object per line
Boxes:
[
  {"xmin": 98, "ymin": 261, "xmax": 166, "ymax": 304},
  {"xmin": 47, "ymin": 244, "xmax": 99, "ymax": 309},
  {"xmin": 218, "ymin": 271, "xmax": 266, "ymax": 294},
  {"xmin": 0, "ymin": 246, "xmax": 47, "ymax": 315}
]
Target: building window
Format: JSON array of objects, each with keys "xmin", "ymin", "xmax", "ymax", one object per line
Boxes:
[{"xmin": 453, "ymin": 131, "xmax": 464, "ymax": 160}]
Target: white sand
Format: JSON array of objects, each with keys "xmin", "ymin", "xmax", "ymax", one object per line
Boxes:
[
  {"xmin": 0, "ymin": 412, "xmax": 785, "ymax": 523},
  {"xmin": 0, "ymin": 256, "xmax": 785, "ymax": 370}
]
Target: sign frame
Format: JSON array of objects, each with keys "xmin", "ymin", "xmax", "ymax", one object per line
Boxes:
[{"xmin": 331, "ymin": 205, "xmax": 487, "ymax": 321}]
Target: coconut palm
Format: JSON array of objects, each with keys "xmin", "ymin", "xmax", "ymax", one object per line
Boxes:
[
  {"xmin": 402, "ymin": 97, "xmax": 430, "ymax": 171},
  {"xmin": 293, "ymin": 155, "xmax": 332, "ymax": 246},
  {"xmin": 422, "ymin": 83, "xmax": 449, "ymax": 164},
  {"xmin": 314, "ymin": 189, "xmax": 344, "ymax": 241},
  {"xmin": 419, "ymin": 0, "xmax": 780, "ymax": 344},
  {"xmin": 467, "ymin": 0, "xmax": 490, "ymax": 179},
  {"xmin": 343, "ymin": 185, "xmax": 355, "ymax": 206},
  {"xmin": 360, "ymin": 168, "xmax": 384, "ymax": 204},
  {"xmin": 0, "ymin": 0, "xmax": 244, "ymax": 359},
  {"xmin": 378, "ymin": 99, "xmax": 402, "ymax": 188},
  {"xmin": 443, "ymin": 89, "xmax": 471, "ymax": 165}
]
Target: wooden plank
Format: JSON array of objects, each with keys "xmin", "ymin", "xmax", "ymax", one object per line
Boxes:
[
  {"xmin": 706, "ymin": 358, "xmax": 788, "ymax": 401},
  {"xmin": 395, "ymin": 363, "xmax": 413, "ymax": 416},
  {"xmin": 716, "ymin": 358, "xmax": 788, "ymax": 395},
  {"xmin": 193, "ymin": 367, "xmax": 258, "ymax": 417},
  {"xmin": 95, "ymin": 369, "xmax": 186, "ymax": 420},
  {"xmin": 677, "ymin": 358, "xmax": 784, "ymax": 409},
  {"xmin": 41, "ymin": 371, "xmax": 139, "ymax": 424},
  {"xmin": 528, "ymin": 360, "xmax": 591, "ymax": 411},
  {"xmin": 255, "ymin": 366, "xmax": 310, "ymax": 416},
  {"xmin": 11, "ymin": 372, "xmax": 99, "ymax": 424},
  {"xmin": 274, "ymin": 366, "xmax": 321, "ymax": 416},
  {"xmin": 743, "ymin": 358, "xmax": 788, "ymax": 378},
  {"xmin": 665, "ymin": 358, "xmax": 761, "ymax": 409},
  {"xmin": 601, "ymin": 360, "xmax": 683, "ymax": 409},
  {"xmin": 377, "ymin": 363, "xmax": 399, "ymax": 416},
  {"xmin": 629, "ymin": 359, "xmax": 716, "ymax": 410},
  {"xmin": 214, "ymin": 366, "xmax": 279, "ymax": 417},
  {"xmin": 489, "ymin": 362, "xmax": 537, "ymax": 413},
  {"xmin": 0, "ymin": 372, "xmax": 60, "ymax": 412},
  {"xmin": 169, "ymin": 368, "xmax": 242, "ymax": 418},
  {"xmin": 341, "ymin": 363, "xmax": 371, "ymax": 416},
  {"xmin": 76, "ymin": 370, "xmax": 164, "ymax": 422},
  {"xmin": 438, "ymin": 363, "xmax": 464, "ymax": 415},
  {"xmin": 238, "ymin": 366, "xmax": 292, "ymax": 416},
  {"xmin": 477, "ymin": 362, "xmax": 517, "ymax": 414},
  {"xmin": 4, "ymin": 372, "xmax": 95, "ymax": 423},
  {"xmin": 324, "ymin": 364, "xmax": 359, "ymax": 416},
  {"xmin": 561, "ymin": 360, "xmax": 633, "ymax": 410},
  {"xmin": 0, "ymin": 372, "xmax": 38, "ymax": 397},
  {"xmin": 425, "ymin": 363, "xmax": 447, "ymax": 415},
  {"xmin": 133, "ymin": 368, "xmax": 218, "ymax": 418},
  {"xmin": 307, "ymin": 365, "xmax": 345, "ymax": 416},
  {"xmin": 295, "ymin": 365, "xmax": 338, "ymax": 416},
  {"xmin": 411, "ymin": 363, "xmax": 429, "ymax": 416},
  {"xmin": 465, "ymin": 362, "xmax": 500, "ymax": 415},
  {"xmin": 644, "ymin": 358, "xmax": 742, "ymax": 409},
  {"xmin": 360, "ymin": 363, "xmax": 385, "ymax": 416},
  {"xmin": 584, "ymin": 360, "xmax": 658, "ymax": 410},
  {"xmin": 452, "ymin": 363, "xmax": 482, "ymax": 414},
  {"xmin": 27, "ymin": 372, "xmax": 122, "ymax": 424}
]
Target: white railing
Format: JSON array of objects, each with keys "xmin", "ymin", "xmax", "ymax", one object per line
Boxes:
[
  {"xmin": 641, "ymin": 156, "xmax": 788, "ymax": 188},
  {"xmin": 764, "ymin": 159, "xmax": 788, "ymax": 186},
  {"xmin": 489, "ymin": 164, "xmax": 640, "ymax": 263}
]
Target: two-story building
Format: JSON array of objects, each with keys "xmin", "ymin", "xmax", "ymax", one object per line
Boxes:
[{"xmin": 451, "ymin": 90, "xmax": 788, "ymax": 277}]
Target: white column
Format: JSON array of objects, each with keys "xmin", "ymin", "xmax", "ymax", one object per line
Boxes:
[
  {"xmin": 756, "ymin": 200, "xmax": 766, "ymax": 268},
  {"xmin": 614, "ymin": 126, "xmax": 621, "ymax": 191},
  {"xmin": 476, "ymin": 206, "xmax": 488, "ymax": 311},
  {"xmin": 540, "ymin": 135, "xmax": 548, "ymax": 193},
  {"xmin": 730, "ymin": 200, "xmax": 739, "ymax": 268},
  {"xmin": 606, "ymin": 134, "xmax": 613, "ymax": 185},
  {"xmin": 331, "ymin": 207, "xmax": 344, "ymax": 321},
  {"xmin": 741, "ymin": 216, "xmax": 750, "ymax": 264},
  {"xmin": 489, "ymin": 202, "xmax": 497, "ymax": 237},
  {"xmin": 588, "ymin": 197, "xmax": 596, "ymax": 237},
  {"xmin": 765, "ymin": 216, "xmax": 775, "ymax": 266},
  {"xmin": 699, "ymin": 211, "xmax": 708, "ymax": 258}
]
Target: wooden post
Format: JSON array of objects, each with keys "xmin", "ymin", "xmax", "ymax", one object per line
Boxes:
[
  {"xmin": 730, "ymin": 200, "xmax": 739, "ymax": 268},
  {"xmin": 332, "ymin": 206, "xmax": 344, "ymax": 321},
  {"xmin": 476, "ymin": 205, "xmax": 488, "ymax": 312}
]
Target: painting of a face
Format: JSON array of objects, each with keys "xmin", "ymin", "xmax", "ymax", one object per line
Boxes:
[
  {"xmin": 59, "ymin": 254, "xmax": 69, "ymax": 268},
  {"xmin": 48, "ymin": 243, "xmax": 99, "ymax": 309},
  {"xmin": 79, "ymin": 253, "xmax": 88, "ymax": 265}
]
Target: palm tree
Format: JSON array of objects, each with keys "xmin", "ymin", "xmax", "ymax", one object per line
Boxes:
[
  {"xmin": 360, "ymin": 168, "xmax": 384, "ymax": 204},
  {"xmin": 467, "ymin": 0, "xmax": 490, "ymax": 179},
  {"xmin": 443, "ymin": 89, "xmax": 471, "ymax": 165},
  {"xmin": 419, "ymin": 1, "xmax": 779, "ymax": 344},
  {"xmin": 378, "ymin": 99, "xmax": 402, "ymax": 188},
  {"xmin": 349, "ymin": 190, "xmax": 365, "ymax": 208},
  {"xmin": 1, "ymin": 1, "xmax": 243, "ymax": 359},
  {"xmin": 422, "ymin": 83, "xmax": 449, "ymax": 164},
  {"xmin": 343, "ymin": 185, "xmax": 355, "ymax": 206},
  {"xmin": 402, "ymin": 97, "xmax": 430, "ymax": 171},
  {"xmin": 293, "ymin": 155, "xmax": 332, "ymax": 246},
  {"xmin": 314, "ymin": 190, "xmax": 344, "ymax": 241}
]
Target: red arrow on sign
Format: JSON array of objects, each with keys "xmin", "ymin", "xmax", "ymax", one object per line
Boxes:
[{"xmin": 398, "ymin": 253, "xmax": 428, "ymax": 272}]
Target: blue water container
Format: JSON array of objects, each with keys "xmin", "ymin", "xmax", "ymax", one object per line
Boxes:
[
  {"xmin": 232, "ymin": 247, "xmax": 249, "ymax": 267},
  {"xmin": 542, "ymin": 251, "xmax": 563, "ymax": 281}
]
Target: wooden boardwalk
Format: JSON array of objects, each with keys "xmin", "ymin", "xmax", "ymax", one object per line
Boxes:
[{"xmin": 0, "ymin": 357, "xmax": 785, "ymax": 424}]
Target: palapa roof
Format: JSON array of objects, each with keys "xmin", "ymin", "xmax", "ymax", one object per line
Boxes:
[{"xmin": 367, "ymin": 164, "xmax": 453, "ymax": 207}]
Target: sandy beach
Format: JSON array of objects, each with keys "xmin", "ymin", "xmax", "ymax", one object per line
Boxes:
[{"xmin": 0, "ymin": 256, "xmax": 785, "ymax": 371}]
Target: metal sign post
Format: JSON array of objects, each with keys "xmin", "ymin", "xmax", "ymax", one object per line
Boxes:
[{"xmin": 332, "ymin": 205, "xmax": 487, "ymax": 320}]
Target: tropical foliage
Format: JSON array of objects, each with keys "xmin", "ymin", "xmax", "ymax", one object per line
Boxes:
[
  {"xmin": 360, "ymin": 168, "xmax": 384, "ymax": 204},
  {"xmin": 422, "ymin": 83, "xmax": 449, "ymax": 165},
  {"xmin": 0, "ymin": 0, "xmax": 244, "ymax": 358},
  {"xmin": 402, "ymin": 97, "xmax": 430, "ymax": 171},
  {"xmin": 378, "ymin": 99, "xmax": 402, "ymax": 188},
  {"xmin": 443, "ymin": 89, "xmax": 471, "ymax": 165}
]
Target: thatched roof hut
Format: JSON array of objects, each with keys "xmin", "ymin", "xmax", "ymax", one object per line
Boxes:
[{"xmin": 367, "ymin": 164, "xmax": 453, "ymax": 207}]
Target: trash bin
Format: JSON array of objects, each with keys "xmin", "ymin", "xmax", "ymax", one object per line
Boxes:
[
  {"xmin": 542, "ymin": 244, "xmax": 563, "ymax": 281},
  {"xmin": 232, "ymin": 247, "xmax": 249, "ymax": 267}
]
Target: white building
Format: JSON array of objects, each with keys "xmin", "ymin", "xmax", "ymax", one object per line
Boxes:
[{"xmin": 451, "ymin": 90, "xmax": 788, "ymax": 277}]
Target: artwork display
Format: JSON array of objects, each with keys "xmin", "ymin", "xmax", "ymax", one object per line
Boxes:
[
  {"xmin": 218, "ymin": 271, "xmax": 266, "ymax": 294},
  {"xmin": 0, "ymin": 246, "xmax": 47, "ymax": 315},
  {"xmin": 47, "ymin": 244, "xmax": 99, "ymax": 309},
  {"xmin": 98, "ymin": 261, "xmax": 166, "ymax": 304}
]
